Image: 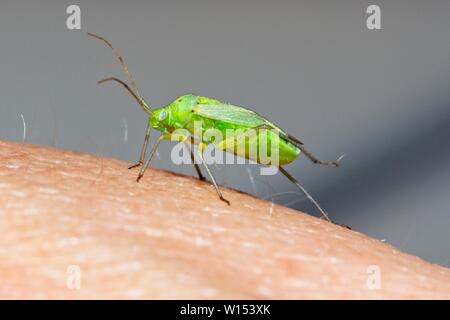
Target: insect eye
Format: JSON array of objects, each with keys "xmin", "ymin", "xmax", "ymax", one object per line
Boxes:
[{"xmin": 158, "ymin": 110, "xmax": 168, "ymax": 121}]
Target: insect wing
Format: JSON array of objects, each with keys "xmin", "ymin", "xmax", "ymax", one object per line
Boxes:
[
  {"xmin": 193, "ymin": 103, "xmax": 303, "ymax": 145},
  {"xmin": 193, "ymin": 103, "xmax": 266, "ymax": 127}
]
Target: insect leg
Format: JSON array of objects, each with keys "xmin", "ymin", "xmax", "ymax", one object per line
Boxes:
[
  {"xmin": 185, "ymin": 142, "xmax": 205, "ymax": 181},
  {"xmin": 197, "ymin": 144, "xmax": 230, "ymax": 205},
  {"xmin": 129, "ymin": 122, "xmax": 151, "ymax": 169},
  {"xmin": 137, "ymin": 135, "xmax": 165, "ymax": 182},
  {"xmin": 278, "ymin": 166, "xmax": 331, "ymax": 222},
  {"xmin": 298, "ymin": 145, "xmax": 344, "ymax": 167}
]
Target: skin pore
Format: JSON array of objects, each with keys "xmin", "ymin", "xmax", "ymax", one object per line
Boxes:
[{"xmin": 0, "ymin": 140, "xmax": 450, "ymax": 299}]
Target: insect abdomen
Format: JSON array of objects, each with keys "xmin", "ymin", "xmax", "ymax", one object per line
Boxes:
[
  {"xmin": 186, "ymin": 115, "xmax": 300, "ymax": 165},
  {"xmin": 222, "ymin": 129, "xmax": 300, "ymax": 165}
]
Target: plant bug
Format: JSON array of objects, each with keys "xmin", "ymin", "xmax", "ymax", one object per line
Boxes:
[{"xmin": 88, "ymin": 33, "xmax": 343, "ymax": 222}]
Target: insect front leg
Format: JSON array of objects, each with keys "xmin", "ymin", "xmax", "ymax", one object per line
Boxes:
[
  {"xmin": 136, "ymin": 134, "xmax": 166, "ymax": 182},
  {"xmin": 197, "ymin": 143, "xmax": 230, "ymax": 205},
  {"xmin": 129, "ymin": 122, "xmax": 151, "ymax": 169}
]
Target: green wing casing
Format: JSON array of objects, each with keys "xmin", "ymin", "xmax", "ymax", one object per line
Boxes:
[{"xmin": 187, "ymin": 96, "xmax": 301, "ymax": 165}]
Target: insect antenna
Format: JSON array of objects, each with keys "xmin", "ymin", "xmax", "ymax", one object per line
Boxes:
[
  {"xmin": 97, "ymin": 77, "xmax": 152, "ymax": 114},
  {"xmin": 88, "ymin": 33, "xmax": 153, "ymax": 114},
  {"xmin": 88, "ymin": 33, "xmax": 140, "ymax": 95}
]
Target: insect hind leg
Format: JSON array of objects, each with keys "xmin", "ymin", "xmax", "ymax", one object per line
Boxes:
[
  {"xmin": 298, "ymin": 145, "xmax": 344, "ymax": 167},
  {"xmin": 278, "ymin": 166, "xmax": 331, "ymax": 222}
]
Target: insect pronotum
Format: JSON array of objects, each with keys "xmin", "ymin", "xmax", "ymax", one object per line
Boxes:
[{"xmin": 88, "ymin": 33, "xmax": 343, "ymax": 222}]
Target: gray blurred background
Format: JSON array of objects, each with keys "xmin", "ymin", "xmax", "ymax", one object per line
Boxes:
[{"xmin": 1, "ymin": 0, "xmax": 449, "ymax": 266}]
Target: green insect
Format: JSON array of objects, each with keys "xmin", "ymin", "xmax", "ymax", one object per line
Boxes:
[{"xmin": 88, "ymin": 33, "xmax": 343, "ymax": 222}]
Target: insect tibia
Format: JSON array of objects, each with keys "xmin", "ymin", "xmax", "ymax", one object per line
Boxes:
[{"xmin": 299, "ymin": 145, "xmax": 343, "ymax": 167}]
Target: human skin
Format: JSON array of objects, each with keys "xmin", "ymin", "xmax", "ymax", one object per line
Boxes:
[{"xmin": 0, "ymin": 140, "xmax": 449, "ymax": 299}]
